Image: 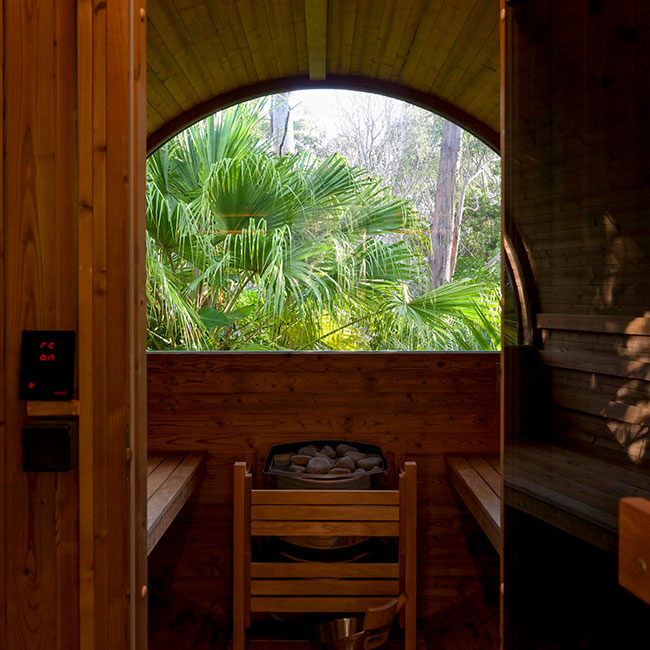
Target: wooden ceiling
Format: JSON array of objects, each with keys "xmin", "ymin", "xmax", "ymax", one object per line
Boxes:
[{"xmin": 146, "ymin": 0, "xmax": 500, "ymax": 151}]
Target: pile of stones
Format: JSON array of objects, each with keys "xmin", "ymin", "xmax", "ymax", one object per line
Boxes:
[{"xmin": 282, "ymin": 443, "xmax": 383, "ymax": 475}]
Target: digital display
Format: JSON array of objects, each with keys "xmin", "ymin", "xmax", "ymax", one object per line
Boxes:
[{"xmin": 20, "ymin": 330, "xmax": 75, "ymax": 400}]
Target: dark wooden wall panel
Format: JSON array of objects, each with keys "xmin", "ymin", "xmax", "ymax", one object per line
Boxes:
[
  {"xmin": 2, "ymin": 1, "xmax": 79, "ymax": 648},
  {"xmin": 503, "ymin": 0, "xmax": 650, "ymax": 646},
  {"xmin": 147, "ymin": 352, "xmax": 500, "ymax": 626},
  {"xmin": 507, "ymin": 0, "xmax": 650, "ymax": 462}
]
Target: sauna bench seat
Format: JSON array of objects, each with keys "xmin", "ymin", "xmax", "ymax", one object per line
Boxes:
[
  {"xmin": 446, "ymin": 454, "xmax": 501, "ymax": 552},
  {"xmin": 504, "ymin": 442, "xmax": 650, "ymax": 554},
  {"xmin": 147, "ymin": 450, "xmax": 206, "ymax": 555}
]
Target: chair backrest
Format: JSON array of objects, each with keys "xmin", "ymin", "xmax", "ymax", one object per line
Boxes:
[{"xmin": 250, "ymin": 488, "xmax": 401, "ymax": 538}]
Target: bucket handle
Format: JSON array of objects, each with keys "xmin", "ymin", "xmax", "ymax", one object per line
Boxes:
[
  {"xmin": 363, "ymin": 628, "xmax": 391, "ymax": 650},
  {"xmin": 362, "ymin": 593, "xmax": 408, "ymax": 632}
]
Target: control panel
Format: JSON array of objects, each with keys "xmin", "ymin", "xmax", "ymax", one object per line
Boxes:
[{"xmin": 19, "ymin": 330, "xmax": 75, "ymax": 400}]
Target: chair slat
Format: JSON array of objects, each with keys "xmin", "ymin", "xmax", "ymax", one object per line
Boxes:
[
  {"xmin": 251, "ymin": 489, "xmax": 399, "ymax": 506},
  {"xmin": 251, "ymin": 521, "xmax": 399, "ymax": 537},
  {"xmin": 251, "ymin": 579, "xmax": 399, "ymax": 596},
  {"xmin": 251, "ymin": 505, "xmax": 399, "ymax": 521},
  {"xmin": 250, "ymin": 596, "xmax": 395, "ymax": 612},
  {"xmin": 251, "ymin": 562, "xmax": 399, "ymax": 579}
]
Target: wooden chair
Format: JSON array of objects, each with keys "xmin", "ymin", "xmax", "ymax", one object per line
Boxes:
[{"xmin": 233, "ymin": 461, "xmax": 417, "ymax": 649}]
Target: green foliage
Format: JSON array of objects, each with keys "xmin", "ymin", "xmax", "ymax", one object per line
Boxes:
[{"xmin": 146, "ymin": 98, "xmax": 500, "ymax": 351}]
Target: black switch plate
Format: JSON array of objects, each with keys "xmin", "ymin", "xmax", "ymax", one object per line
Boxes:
[
  {"xmin": 20, "ymin": 330, "xmax": 75, "ymax": 400},
  {"xmin": 23, "ymin": 421, "xmax": 79, "ymax": 472}
]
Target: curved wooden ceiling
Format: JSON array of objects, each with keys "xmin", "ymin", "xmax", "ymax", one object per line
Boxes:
[{"xmin": 146, "ymin": 0, "xmax": 500, "ymax": 152}]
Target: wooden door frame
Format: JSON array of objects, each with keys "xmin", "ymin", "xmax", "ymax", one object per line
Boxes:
[{"xmin": 77, "ymin": 2, "xmax": 147, "ymax": 648}]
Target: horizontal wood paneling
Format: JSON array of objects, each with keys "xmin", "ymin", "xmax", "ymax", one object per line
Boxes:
[
  {"xmin": 503, "ymin": 0, "xmax": 650, "ymax": 644},
  {"xmin": 505, "ymin": 0, "xmax": 650, "ymax": 457},
  {"xmin": 147, "ymin": 352, "xmax": 500, "ymax": 624}
]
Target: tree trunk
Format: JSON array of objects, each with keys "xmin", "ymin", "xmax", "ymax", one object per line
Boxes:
[
  {"xmin": 269, "ymin": 92, "xmax": 295, "ymax": 156},
  {"xmin": 427, "ymin": 119, "xmax": 462, "ymax": 288}
]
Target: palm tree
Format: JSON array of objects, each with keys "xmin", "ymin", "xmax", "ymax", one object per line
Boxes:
[{"xmin": 146, "ymin": 99, "xmax": 500, "ymax": 351}]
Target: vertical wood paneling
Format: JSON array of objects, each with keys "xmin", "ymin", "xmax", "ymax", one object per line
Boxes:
[
  {"xmin": 132, "ymin": 4, "xmax": 149, "ymax": 648},
  {"xmin": 3, "ymin": 1, "xmax": 79, "ymax": 649},
  {"xmin": 77, "ymin": 1, "xmax": 146, "ymax": 648},
  {"xmin": 77, "ymin": 0, "xmax": 95, "ymax": 642},
  {"xmin": 0, "ymin": 0, "xmax": 5, "ymax": 642}
]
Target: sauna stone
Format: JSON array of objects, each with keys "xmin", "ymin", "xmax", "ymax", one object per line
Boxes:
[
  {"xmin": 321, "ymin": 445, "xmax": 336, "ymax": 458},
  {"xmin": 335, "ymin": 456, "xmax": 355, "ymax": 471},
  {"xmin": 336, "ymin": 444, "xmax": 359, "ymax": 457},
  {"xmin": 314, "ymin": 451, "xmax": 334, "ymax": 463},
  {"xmin": 354, "ymin": 468, "xmax": 365, "ymax": 473},
  {"xmin": 329, "ymin": 467, "xmax": 352, "ymax": 474},
  {"xmin": 306, "ymin": 457, "xmax": 332, "ymax": 474},
  {"xmin": 291, "ymin": 454, "xmax": 312, "ymax": 466},
  {"xmin": 289, "ymin": 464, "xmax": 307, "ymax": 473},
  {"xmin": 298, "ymin": 446, "xmax": 318, "ymax": 457},
  {"xmin": 344, "ymin": 451, "xmax": 367, "ymax": 464},
  {"xmin": 357, "ymin": 457, "xmax": 382, "ymax": 471}
]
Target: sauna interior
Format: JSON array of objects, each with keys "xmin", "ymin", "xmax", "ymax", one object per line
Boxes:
[{"xmin": 1, "ymin": 1, "xmax": 649, "ymax": 649}]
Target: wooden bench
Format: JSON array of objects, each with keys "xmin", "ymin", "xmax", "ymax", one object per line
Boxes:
[
  {"xmin": 446, "ymin": 455, "xmax": 501, "ymax": 552},
  {"xmin": 505, "ymin": 442, "xmax": 650, "ymax": 553},
  {"xmin": 147, "ymin": 451, "xmax": 206, "ymax": 555}
]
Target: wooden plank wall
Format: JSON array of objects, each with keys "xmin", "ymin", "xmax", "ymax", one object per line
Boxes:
[
  {"xmin": 1, "ymin": 2, "xmax": 79, "ymax": 648},
  {"xmin": 77, "ymin": 2, "xmax": 148, "ymax": 649},
  {"xmin": 502, "ymin": 0, "xmax": 650, "ymax": 646},
  {"xmin": 507, "ymin": 0, "xmax": 650, "ymax": 467},
  {"xmin": 146, "ymin": 352, "xmax": 500, "ymax": 628},
  {"xmin": 0, "ymin": 2, "xmax": 147, "ymax": 649},
  {"xmin": 145, "ymin": 0, "xmax": 500, "ymax": 152}
]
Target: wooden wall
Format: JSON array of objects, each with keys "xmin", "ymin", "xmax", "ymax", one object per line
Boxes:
[
  {"xmin": 1, "ymin": 2, "xmax": 79, "ymax": 648},
  {"xmin": 505, "ymin": 0, "xmax": 650, "ymax": 465},
  {"xmin": 502, "ymin": 0, "xmax": 650, "ymax": 646},
  {"xmin": 0, "ymin": 2, "xmax": 147, "ymax": 649},
  {"xmin": 146, "ymin": 352, "xmax": 500, "ymax": 630}
]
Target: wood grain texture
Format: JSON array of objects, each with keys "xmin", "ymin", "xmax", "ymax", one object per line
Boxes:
[
  {"xmin": 147, "ymin": 452, "xmax": 206, "ymax": 554},
  {"xmin": 145, "ymin": 0, "xmax": 500, "ymax": 152},
  {"xmin": 251, "ymin": 504, "xmax": 399, "ymax": 520},
  {"xmin": 147, "ymin": 351, "xmax": 500, "ymax": 627},
  {"xmin": 249, "ymin": 579, "xmax": 400, "ymax": 596},
  {"xmin": 26, "ymin": 400, "xmax": 80, "ymax": 418},
  {"xmin": 250, "ymin": 596, "xmax": 397, "ymax": 612},
  {"xmin": 251, "ymin": 520, "xmax": 400, "ymax": 536},
  {"xmin": 505, "ymin": 442, "xmax": 650, "ymax": 554},
  {"xmin": 304, "ymin": 0, "xmax": 327, "ymax": 80},
  {"xmin": 77, "ymin": 1, "xmax": 147, "ymax": 648},
  {"xmin": 618, "ymin": 497, "xmax": 650, "ymax": 605},
  {"xmin": 502, "ymin": 4, "xmax": 650, "ymax": 645},
  {"xmin": 446, "ymin": 456, "xmax": 500, "ymax": 552},
  {"xmin": 251, "ymin": 563, "xmax": 400, "ymax": 578},
  {"xmin": 131, "ymin": 3, "xmax": 149, "ymax": 646},
  {"xmin": 502, "ymin": 0, "xmax": 650, "ymax": 509},
  {"xmin": 0, "ymin": 0, "xmax": 5, "ymax": 638},
  {"xmin": 251, "ymin": 490, "xmax": 400, "ymax": 505},
  {"xmin": 234, "ymin": 462, "xmax": 415, "ymax": 648},
  {"xmin": 3, "ymin": 2, "xmax": 79, "ymax": 649}
]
